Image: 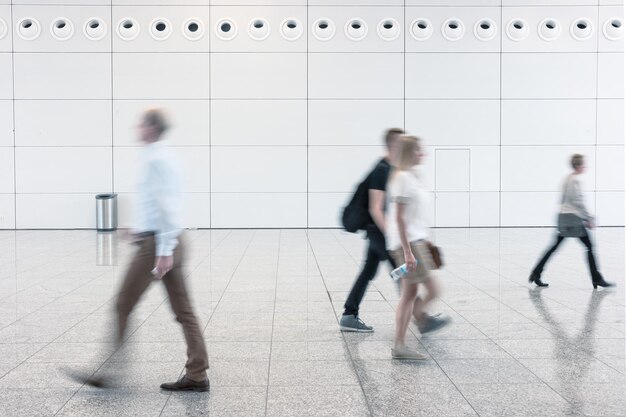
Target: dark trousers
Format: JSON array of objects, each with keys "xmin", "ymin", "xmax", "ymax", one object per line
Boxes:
[
  {"xmin": 343, "ymin": 226, "xmax": 397, "ymax": 316},
  {"xmin": 115, "ymin": 234, "xmax": 209, "ymax": 381},
  {"xmin": 532, "ymin": 229, "xmax": 603, "ymax": 281}
]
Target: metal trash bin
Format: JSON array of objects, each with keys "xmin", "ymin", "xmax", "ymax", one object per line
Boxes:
[{"xmin": 96, "ymin": 194, "xmax": 117, "ymax": 232}]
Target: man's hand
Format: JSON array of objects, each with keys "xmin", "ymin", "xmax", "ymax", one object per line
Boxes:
[{"xmin": 152, "ymin": 256, "xmax": 173, "ymax": 280}]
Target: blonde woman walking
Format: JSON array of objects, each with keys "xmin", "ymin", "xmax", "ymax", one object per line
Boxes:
[{"xmin": 386, "ymin": 136, "xmax": 448, "ymax": 360}]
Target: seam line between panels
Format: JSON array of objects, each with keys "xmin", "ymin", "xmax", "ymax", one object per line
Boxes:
[{"xmin": 11, "ymin": 2, "xmax": 16, "ymax": 229}]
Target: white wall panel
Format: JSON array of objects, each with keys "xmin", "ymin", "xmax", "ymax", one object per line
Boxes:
[
  {"xmin": 211, "ymin": 193, "xmax": 306, "ymax": 228},
  {"xmin": 308, "ymin": 53, "xmax": 403, "ymax": 99},
  {"xmin": 596, "ymin": 145, "xmax": 625, "ymax": 191},
  {"xmin": 502, "ymin": 53, "xmax": 597, "ymax": 99},
  {"xmin": 15, "ymin": 147, "xmax": 112, "ymax": 193},
  {"xmin": 502, "ymin": 7, "xmax": 598, "ymax": 53},
  {"xmin": 113, "ymin": 146, "xmax": 138, "ymax": 194},
  {"xmin": 596, "ymin": 191, "xmax": 625, "ymax": 226},
  {"xmin": 408, "ymin": 0, "xmax": 499, "ymax": 5},
  {"xmin": 16, "ymin": 194, "xmax": 95, "ymax": 229},
  {"xmin": 501, "ymin": 100, "xmax": 596, "ymax": 145},
  {"xmin": 435, "ymin": 149, "xmax": 470, "ymax": 192},
  {"xmin": 184, "ymin": 193, "xmax": 211, "ymax": 229},
  {"xmin": 211, "ymin": 100, "xmax": 306, "ymax": 146},
  {"xmin": 0, "ymin": 6, "xmax": 12, "ymax": 52},
  {"xmin": 405, "ymin": 7, "xmax": 501, "ymax": 53},
  {"xmin": 0, "ymin": 194, "xmax": 15, "ymax": 229},
  {"xmin": 112, "ymin": 6, "xmax": 208, "ymax": 53},
  {"xmin": 12, "ymin": 6, "xmax": 111, "ymax": 53},
  {"xmin": 308, "ymin": 192, "xmax": 349, "ymax": 228},
  {"xmin": 113, "ymin": 100, "xmax": 209, "ymax": 147},
  {"xmin": 113, "ymin": 0, "xmax": 207, "ymax": 4},
  {"xmin": 211, "ymin": 53, "xmax": 306, "ymax": 99},
  {"xmin": 308, "ymin": 6, "xmax": 404, "ymax": 53},
  {"xmin": 115, "ymin": 192, "xmax": 134, "ymax": 229},
  {"xmin": 405, "ymin": 54, "xmax": 500, "ymax": 99},
  {"xmin": 15, "ymin": 100, "xmax": 112, "ymax": 147},
  {"xmin": 311, "ymin": 0, "xmax": 402, "ymax": 5},
  {"xmin": 435, "ymin": 192, "xmax": 469, "ymax": 227},
  {"xmin": 501, "ymin": 146, "xmax": 596, "ymax": 192},
  {"xmin": 501, "ymin": 192, "xmax": 561, "ymax": 227},
  {"xmin": 599, "ymin": 6, "xmax": 624, "ymax": 52},
  {"xmin": 211, "ymin": 6, "xmax": 306, "ymax": 53},
  {"xmin": 406, "ymin": 100, "xmax": 500, "ymax": 146},
  {"xmin": 308, "ymin": 146, "xmax": 385, "ymax": 193},
  {"xmin": 0, "ymin": 54, "xmax": 13, "ymax": 99},
  {"xmin": 469, "ymin": 146, "xmax": 500, "ymax": 192},
  {"xmin": 0, "ymin": 147, "xmax": 14, "ymax": 193},
  {"xmin": 14, "ymin": 53, "xmax": 111, "ymax": 99},
  {"xmin": 502, "ymin": 0, "xmax": 599, "ymax": 5},
  {"xmin": 470, "ymin": 192, "xmax": 499, "ymax": 227},
  {"xmin": 308, "ymin": 100, "xmax": 403, "ymax": 146},
  {"xmin": 598, "ymin": 53, "xmax": 624, "ymax": 99},
  {"xmin": 15, "ymin": 0, "xmax": 111, "ymax": 4},
  {"xmin": 214, "ymin": 0, "xmax": 305, "ymax": 4},
  {"xmin": 0, "ymin": 100, "xmax": 13, "ymax": 146},
  {"xmin": 113, "ymin": 53, "xmax": 208, "ymax": 99},
  {"xmin": 211, "ymin": 147, "xmax": 307, "ymax": 192},
  {"xmin": 597, "ymin": 99, "xmax": 625, "ymax": 145}
]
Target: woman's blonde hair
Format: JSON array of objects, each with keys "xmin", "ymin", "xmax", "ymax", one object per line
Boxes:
[{"xmin": 392, "ymin": 135, "xmax": 421, "ymax": 171}]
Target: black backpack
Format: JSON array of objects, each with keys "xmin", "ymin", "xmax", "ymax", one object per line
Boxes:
[{"xmin": 341, "ymin": 161, "xmax": 384, "ymax": 233}]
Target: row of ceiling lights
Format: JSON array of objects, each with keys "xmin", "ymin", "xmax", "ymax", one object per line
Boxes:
[{"xmin": 0, "ymin": 15, "xmax": 623, "ymax": 43}]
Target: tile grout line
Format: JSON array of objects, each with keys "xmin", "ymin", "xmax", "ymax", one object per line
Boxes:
[
  {"xmin": 306, "ymin": 229, "xmax": 375, "ymax": 417},
  {"xmin": 263, "ymin": 229, "xmax": 282, "ymax": 417}
]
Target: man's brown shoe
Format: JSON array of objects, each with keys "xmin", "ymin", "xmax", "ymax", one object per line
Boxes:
[{"xmin": 160, "ymin": 375, "xmax": 210, "ymax": 392}]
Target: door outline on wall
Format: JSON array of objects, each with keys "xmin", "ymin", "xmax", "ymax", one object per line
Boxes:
[{"xmin": 434, "ymin": 149, "xmax": 471, "ymax": 227}]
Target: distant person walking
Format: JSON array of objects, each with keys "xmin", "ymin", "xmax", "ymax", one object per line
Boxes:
[
  {"xmin": 339, "ymin": 128, "xmax": 403, "ymax": 332},
  {"xmin": 387, "ymin": 136, "xmax": 448, "ymax": 360},
  {"xmin": 529, "ymin": 154, "xmax": 614, "ymax": 289}
]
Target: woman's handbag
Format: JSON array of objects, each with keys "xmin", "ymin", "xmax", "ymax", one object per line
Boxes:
[
  {"xmin": 557, "ymin": 213, "xmax": 586, "ymax": 237},
  {"xmin": 426, "ymin": 241, "xmax": 444, "ymax": 269}
]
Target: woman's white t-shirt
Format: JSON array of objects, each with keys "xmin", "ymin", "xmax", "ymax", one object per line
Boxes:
[{"xmin": 386, "ymin": 169, "xmax": 431, "ymax": 251}]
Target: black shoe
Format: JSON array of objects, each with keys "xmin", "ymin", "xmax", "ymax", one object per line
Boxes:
[
  {"xmin": 529, "ymin": 273, "xmax": 549, "ymax": 287},
  {"xmin": 160, "ymin": 375, "xmax": 210, "ymax": 392},
  {"xmin": 592, "ymin": 278, "xmax": 615, "ymax": 289}
]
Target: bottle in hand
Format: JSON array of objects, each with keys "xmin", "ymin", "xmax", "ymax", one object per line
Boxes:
[{"xmin": 390, "ymin": 263, "xmax": 414, "ymax": 281}]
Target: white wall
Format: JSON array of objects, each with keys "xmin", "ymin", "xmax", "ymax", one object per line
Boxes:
[{"xmin": 0, "ymin": 1, "xmax": 623, "ymax": 229}]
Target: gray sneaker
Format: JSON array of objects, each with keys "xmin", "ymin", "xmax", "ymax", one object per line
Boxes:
[
  {"xmin": 391, "ymin": 346, "xmax": 428, "ymax": 360},
  {"xmin": 339, "ymin": 314, "xmax": 374, "ymax": 333},
  {"xmin": 418, "ymin": 314, "xmax": 451, "ymax": 334}
]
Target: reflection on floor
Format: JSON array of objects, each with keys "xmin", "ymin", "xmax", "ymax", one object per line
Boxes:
[{"xmin": 0, "ymin": 228, "xmax": 623, "ymax": 417}]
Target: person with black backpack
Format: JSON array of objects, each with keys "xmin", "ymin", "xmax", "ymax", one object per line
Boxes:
[{"xmin": 339, "ymin": 128, "xmax": 404, "ymax": 332}]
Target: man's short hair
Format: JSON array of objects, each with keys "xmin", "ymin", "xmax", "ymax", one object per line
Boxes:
[
  {"xmin": 385, "ymin": 128, "xmax": 404, "ymax": 149},
  {"xmin": 143, "ymin": 108, "xmax": 169, "ymax": 137},
  {"xmin": 571, "ymin": 154, "xmax": 584, "ymax": 169}
]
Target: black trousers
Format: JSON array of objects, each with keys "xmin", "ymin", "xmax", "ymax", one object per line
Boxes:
[
  {"xmin": 343, "ymin": 225, "xmax": 398, "ymax": 316},
  {"xmin": 532, "ymin": 228, "xmax": 603, "ymax": 281}
]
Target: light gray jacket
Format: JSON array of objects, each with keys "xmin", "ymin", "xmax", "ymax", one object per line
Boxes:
[{"xmin": 560, "ymin": 174, "xmax": 593, "ymax": 221}]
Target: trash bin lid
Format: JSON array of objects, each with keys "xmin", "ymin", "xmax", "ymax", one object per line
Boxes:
[{"xmin": 96, "ymin": 194, "xmax": 117, "ymax": 199}]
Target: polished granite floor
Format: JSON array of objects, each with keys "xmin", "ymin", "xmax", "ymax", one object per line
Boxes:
[{"xmin": 0, "ymin": 228, "xmax": 624, "ymax": 417}]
